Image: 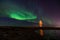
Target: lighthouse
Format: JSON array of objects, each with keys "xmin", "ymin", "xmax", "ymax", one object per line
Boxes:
[{"xmin": 39, "ymin": 19, "xmax": 44, "ymax": 36}]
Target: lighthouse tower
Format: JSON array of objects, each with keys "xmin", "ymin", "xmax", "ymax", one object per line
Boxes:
[{"xmin": 39, "ymin": 17, "xmax": 44, "ymax": 37}]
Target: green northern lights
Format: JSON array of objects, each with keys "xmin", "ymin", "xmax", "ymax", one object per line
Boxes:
[
  {"xmin": 8, "ymin": 9, "xmax": 37, "ymax": 20},
  {"xmin": 1, "ymin": 2, "xmax": 37, "ymax": 20},
  {"xmin": 6, "ymin": 8, "xmax": 37, "ymax": 20}
]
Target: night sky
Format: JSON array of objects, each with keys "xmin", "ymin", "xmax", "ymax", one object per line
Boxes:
[
  {"xmin": 0, "ymin": 0, "xmax": 60, "ymax": 26},
  {"xmin": 41, "ymin": 0, "xmax": 60, "ymax": 26}
]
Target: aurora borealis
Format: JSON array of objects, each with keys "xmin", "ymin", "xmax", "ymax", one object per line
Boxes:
[
  {"xmin": 8, "ymin": 9, "xmax": 37, "ymax": 20},
  {"xmin": 0, "ymin": 0, "xmax": 37, "ymax": 21}
]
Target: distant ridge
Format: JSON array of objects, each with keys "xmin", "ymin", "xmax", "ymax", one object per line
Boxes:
[{"xmin": 0, "ymin": 17, "xmax": 38, "ymax": 27}]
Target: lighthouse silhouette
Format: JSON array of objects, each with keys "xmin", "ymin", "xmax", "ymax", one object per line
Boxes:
[{"xmin": 39, "ymin": 17, "xmax": 44, "ymax": 37}]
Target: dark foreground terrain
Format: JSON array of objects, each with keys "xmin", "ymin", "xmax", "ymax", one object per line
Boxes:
[
  {"xmin": 0, "ymin": 27, "xmax": 41, "ymax": 40},
  {"xmin": 0, "ymin": 27, "xmax": 59, "ymax": 40}
]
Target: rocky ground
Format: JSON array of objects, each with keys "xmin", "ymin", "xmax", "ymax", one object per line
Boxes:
[{"xmin": 0, "ymin": 27, "xmax": 40, "ymax": 40}]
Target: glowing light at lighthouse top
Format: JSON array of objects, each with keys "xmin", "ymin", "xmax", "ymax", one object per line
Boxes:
[{"xmin": 39, "ymin": 20, "xmax": 43, "ymax": 27}]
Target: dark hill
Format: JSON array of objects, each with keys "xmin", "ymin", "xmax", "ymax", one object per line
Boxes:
[{"xmin": 0, "ymin": 17, "xmax": 38, "ymax": 26}]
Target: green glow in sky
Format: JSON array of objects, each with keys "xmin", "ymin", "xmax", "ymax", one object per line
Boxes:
[
  {"xmin": 1, "ymin": 3, "xmax": 37, "ymax": 20},
  {"xmin": 8, "ymin": 10, "xmax": 37, "ymax": 20}
]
